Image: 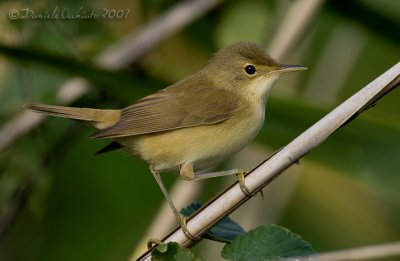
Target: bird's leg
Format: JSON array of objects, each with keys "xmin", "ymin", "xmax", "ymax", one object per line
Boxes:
[
  {"xmin": 235, "ymin": 170, "xmax": 253, "ymax": 197},
  {"xmin": 196, "ymin": 148, "xmax": 285, "ymax": 197},
  {"xmin": 150, "ymin": 166, "xmax": 200, "ymax": 242},
  {"xmin": 192, "ymin": 168, "xmax": 254, "ymax": 197}
]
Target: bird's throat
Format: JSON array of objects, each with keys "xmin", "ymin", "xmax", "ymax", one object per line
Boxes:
[{"xmin": 246, "ymin": 75, "xmax": 279, "ymax": 104}]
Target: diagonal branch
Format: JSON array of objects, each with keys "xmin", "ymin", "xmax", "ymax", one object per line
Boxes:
[{"xmin": 137, "ymin": 62, "xmax": 400, "ymax": 261}]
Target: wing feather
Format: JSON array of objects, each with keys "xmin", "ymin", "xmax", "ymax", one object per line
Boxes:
[{"xmin": 92, "ymin": 77, "xmax": 239, "ymax": 138}]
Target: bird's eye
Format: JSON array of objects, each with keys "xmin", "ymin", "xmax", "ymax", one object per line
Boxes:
[{"xmin": 245, "ymin": 65, "xmax": 256, "ymax": 75}]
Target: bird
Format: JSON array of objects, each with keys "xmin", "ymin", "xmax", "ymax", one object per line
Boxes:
[{"xmin": 25, "ymin": 42, "xmax": 306, "ymax": 241}]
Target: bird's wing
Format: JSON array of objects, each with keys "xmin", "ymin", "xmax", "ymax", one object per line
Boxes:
[{"xmin": 92, "ymin": 84, "xmax": 239, "ymax": 138}]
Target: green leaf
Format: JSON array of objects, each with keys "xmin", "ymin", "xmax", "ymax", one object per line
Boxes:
[
  {"xmin": 151, "ymin": 242, "xmax": 201, "ymax": 261},
  {"xmin": 181, "ymin": 203, "xmax": 245, "ymax": 243},
  {"xmin": 221, "ymin": 225, "xmax": 315, "ymax": 261}
]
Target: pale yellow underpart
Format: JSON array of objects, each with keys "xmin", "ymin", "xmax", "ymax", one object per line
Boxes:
[{"xmin": 116, "ymin": 75, "xmax": 278, "ymax": 173}]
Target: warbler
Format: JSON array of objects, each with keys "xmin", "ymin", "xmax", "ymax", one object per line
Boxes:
[{"xmin": 25, "ymin": 42, "xmax": 306, "ymax": 240}]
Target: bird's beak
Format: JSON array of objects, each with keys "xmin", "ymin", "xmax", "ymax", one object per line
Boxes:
[{"xmin": 272, "ymin": 64, "xmax": 307, "ymax": 75}]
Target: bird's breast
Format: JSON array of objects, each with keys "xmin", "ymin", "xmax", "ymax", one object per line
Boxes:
[{"xmin": 120, "ymin": 104, "xmax": 266, "ymax": 172}]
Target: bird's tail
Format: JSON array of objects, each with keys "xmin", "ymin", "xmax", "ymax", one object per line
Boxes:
[{"xmin": 24, "ymin": 103, "xmax": 121, "ymax": 129}]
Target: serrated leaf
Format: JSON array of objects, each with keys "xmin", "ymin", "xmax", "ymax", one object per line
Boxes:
[
  {"xmin": 221, "ymin": 225, "xmax": 315, "ymax": 261},
  {"xmin": 181, "ymin": 203, "xmax": 245, "ymax": 243},
  {"xmin": 151, "ymin": 242, "xmax": 201, "ymax": 261}
]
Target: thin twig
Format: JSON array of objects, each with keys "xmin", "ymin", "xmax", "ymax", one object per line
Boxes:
[
  {"xmin": 136, "ymin": 62, "xmax": 400, "ymax": 260},
  {"xmin": 0, "ymin": 0, "xmax": 222, "ymax": 152},
  {"xmin": 95, "ymin": 0, "xmax": 223, "ymax": 69},
  {"xmin": 267, "ymin": 0, "xmax": 326, "ymax": 59},
  {"xmin": 296, "ymin": 241, "xmax": 400, "ymax": 261}
]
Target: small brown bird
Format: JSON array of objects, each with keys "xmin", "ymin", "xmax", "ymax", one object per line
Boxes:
[{"xmin": 25, "ymin": 42, "xmax": 306, "ymax": 240}]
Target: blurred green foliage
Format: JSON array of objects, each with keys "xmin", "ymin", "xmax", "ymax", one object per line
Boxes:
[{"xmin": 0, "ymin": 0, "xmax": 399, "ymax": 260}]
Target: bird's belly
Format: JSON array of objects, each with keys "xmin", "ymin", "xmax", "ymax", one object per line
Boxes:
[{"xmin": 117, "ymin": 109, "xmax": 265, "ymax": 172}]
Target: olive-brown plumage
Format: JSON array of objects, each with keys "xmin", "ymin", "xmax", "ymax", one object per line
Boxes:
[{"xmin": 25, "ymin": 42, "xmax": 306, "ymax": 240}]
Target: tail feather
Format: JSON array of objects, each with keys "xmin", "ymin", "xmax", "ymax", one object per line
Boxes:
[{"xmin": 24, "ymin": 103, "xmax": 121, "ymax": 129}]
